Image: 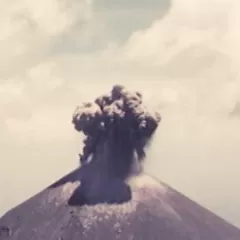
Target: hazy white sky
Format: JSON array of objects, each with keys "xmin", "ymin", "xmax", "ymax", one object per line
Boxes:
[{"xmin": 0, "ymin": 0, "xmax": 240, "ymax": 227}]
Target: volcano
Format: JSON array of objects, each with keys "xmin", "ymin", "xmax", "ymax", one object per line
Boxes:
[
  {"xmin": 0, "ymin": 170, "xmax": 239, "ymax": 240},
  {"xmin": 0, "ymin": 85, "xmax": 239, "ymax": 240}
]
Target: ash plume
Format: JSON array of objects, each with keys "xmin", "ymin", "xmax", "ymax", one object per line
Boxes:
[
  {"xmin": 72, "ymin": 84, "xmax": 161, "ymax": 167},
  {"xmin": 70, "ymin": 85, "xmax": 161, "ymax": 205}
]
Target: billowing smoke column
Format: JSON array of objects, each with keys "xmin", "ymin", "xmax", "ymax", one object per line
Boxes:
[
  {"xmin": 72, "ymin": 84, "xmax": 161, "ymax": 168},
  {"xmin": 70, "ymin": 85, "xmax": 161, "ymax": 205}
]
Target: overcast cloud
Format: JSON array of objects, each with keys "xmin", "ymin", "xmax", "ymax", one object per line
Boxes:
[{"xmin": 0, "ymin": 0, "xmax": 240, "ymax": 227}]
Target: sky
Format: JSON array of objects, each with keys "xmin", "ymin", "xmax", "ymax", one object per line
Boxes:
[{"xmin": 0, "ymin": 0, "xmax": 240, "ymax": 228}]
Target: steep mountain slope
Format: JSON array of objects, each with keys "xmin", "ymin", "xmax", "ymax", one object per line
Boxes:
[{"xmin": 0, "ymin": 170, "xmax": 239, "ymax": 240}]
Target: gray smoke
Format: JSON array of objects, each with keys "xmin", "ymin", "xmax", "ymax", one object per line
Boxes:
[
  {"xmin": 72, "ymin": 84, "xmax": 161, "ymax": 165},
  {"xmin": 69, "ymin": 85, "xmax": 161, "ymax": 206}
]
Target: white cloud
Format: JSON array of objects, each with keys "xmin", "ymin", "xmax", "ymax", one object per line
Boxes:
[
  {"xmin": 121, "ymin": 0, "xmax": 240, "ymax": 114},
  {"xmin": 120, "ymin": 0, "xmax": 240, "ymax": 226},
  {"xmin": 0, "ymin": 0, "xmax": 93, "ymax": 78},
  {"xmin": 124, "ymin": 0, "xmax": 231, "ymax": 66}
]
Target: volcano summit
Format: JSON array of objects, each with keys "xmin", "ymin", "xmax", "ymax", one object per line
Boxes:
[{"xmin": 0, "ymin": 85, "xmax": 239, "ymax": 240}]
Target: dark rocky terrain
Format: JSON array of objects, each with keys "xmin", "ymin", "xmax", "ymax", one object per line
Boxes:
[{"xmin": 0, "ymin": 169, "xmax": 239, "ymax": 240}]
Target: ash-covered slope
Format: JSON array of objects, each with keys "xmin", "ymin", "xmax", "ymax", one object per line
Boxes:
[
  {"xmin": 0, "ymin": 171, "xmax": 240, "ymax": 240},
  {"xmin": 0, "ymin": 85, "xmax": 239, "ymax": 240}
]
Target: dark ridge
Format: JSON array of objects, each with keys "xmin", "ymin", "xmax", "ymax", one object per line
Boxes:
[{"xmin": 229, "ymin": 102, "xmax": 240, "ymax": 118}]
